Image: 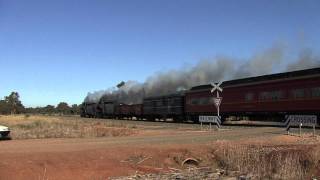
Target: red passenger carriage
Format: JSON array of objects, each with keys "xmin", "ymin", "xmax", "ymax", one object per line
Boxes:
[{"xmin": 185, "ymin": 68, "xmax": 320, "ymax": 122}]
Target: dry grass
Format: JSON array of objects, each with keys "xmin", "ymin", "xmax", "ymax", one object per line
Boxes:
[
  {"xmin": 212, "ymin": 140, "xmax": 320, "ymax": 179},
  {"xmin": 111, "ymin": 138, "xmax": 320, "ymax": 179},
  {"xmin": 0, "ymin": 115, "xmax": 138, "ymax": 139}
]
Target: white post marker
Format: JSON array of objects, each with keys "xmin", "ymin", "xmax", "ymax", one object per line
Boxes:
[
  {"xmin": 300, "ymin": 123, "xmax": 302, "ymax": 137},
  {"xmin": 213, "ymin": 97, "xmax": 222, "ymax": 116}
]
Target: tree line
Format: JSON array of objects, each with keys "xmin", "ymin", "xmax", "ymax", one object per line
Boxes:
[{"xmin": 0, "ymin": 92, "xmax": 81, "ymax": 115}]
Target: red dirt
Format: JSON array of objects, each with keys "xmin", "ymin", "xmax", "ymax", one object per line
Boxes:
[
  {"xmin": 0, "ymin": 139, "xmax": 207, "ymax": 180},
  {"xmin": 0, "ymin": 127, "xmax": 312, "ymax": 180}
]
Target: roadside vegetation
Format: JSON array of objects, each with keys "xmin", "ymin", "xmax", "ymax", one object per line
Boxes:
[
  {"xmin": 114, "ymin": 138, "xmax": 320, "ymax": 179},
  {"xmin": 212, "ymin": 140, "xmax": 320, "ymax": 179},
  {"xmin": 0, "ymin": 115, "xmax": 138, "ymax": 139}
]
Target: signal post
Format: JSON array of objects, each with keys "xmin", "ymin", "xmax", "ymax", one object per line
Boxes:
[{"xmin": 199, "ymin": 82, "xmax": 223, "ymax": 130}]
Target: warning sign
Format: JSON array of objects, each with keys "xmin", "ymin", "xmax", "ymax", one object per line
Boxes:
[{"xmin": 213, "ymin": 97, "xmax": 222, "ymax": 108}]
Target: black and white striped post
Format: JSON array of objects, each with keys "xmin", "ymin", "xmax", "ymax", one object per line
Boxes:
[{"xmin": 199, "ymin": 116, "xmax": 222, "ymax": 130}]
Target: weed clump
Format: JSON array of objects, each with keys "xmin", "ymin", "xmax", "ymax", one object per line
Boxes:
[{"xmin": 212, "ymin": 142, "xmax": 320, "ymax": 179}]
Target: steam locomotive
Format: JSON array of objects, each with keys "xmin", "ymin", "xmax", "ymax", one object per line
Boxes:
[{"xmin": 81, "ymin": 67, "xmax": 320, "ymax": 123}]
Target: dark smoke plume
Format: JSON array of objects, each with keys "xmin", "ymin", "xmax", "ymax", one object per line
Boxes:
[{"xmin": 84, "ymin": 46, "xmax": 320, "ymax": 104}]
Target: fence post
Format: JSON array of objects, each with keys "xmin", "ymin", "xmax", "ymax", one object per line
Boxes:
[{"xmin": 299, "ymin": 123, "xmax": 302, "ymax": 137}]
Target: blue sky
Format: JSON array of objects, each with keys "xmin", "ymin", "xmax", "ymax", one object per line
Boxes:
[{"xmin": 0, "ymin": 0, "xmax": 319, "ymax": 107}]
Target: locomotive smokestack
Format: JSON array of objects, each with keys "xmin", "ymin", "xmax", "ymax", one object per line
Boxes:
[{"xmin": 117, "ymin": 81, "xmax": 125, "ymax": 89}]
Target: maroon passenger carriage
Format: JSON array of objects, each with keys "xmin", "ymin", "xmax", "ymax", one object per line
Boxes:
[{"xmin": 185, "ymin": 68, "xmax": 320, "ymax": 123}]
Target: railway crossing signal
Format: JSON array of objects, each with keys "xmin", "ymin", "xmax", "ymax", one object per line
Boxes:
[
  {"xmin": 211, "ymin": 82, "xmax": 223, "ymax": 116},
  {"xmin": 199, "ymin": 82, "xmax": 223, "ymax": 130}
]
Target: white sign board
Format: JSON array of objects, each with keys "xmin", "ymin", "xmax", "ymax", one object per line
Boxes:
[
  {"xmin": 285, "ymin": 115, "xmax": 317, "ymax": 131},
  {"xmin": 199, "ymin": 116, "xmax": 221, "ymax": 128}
]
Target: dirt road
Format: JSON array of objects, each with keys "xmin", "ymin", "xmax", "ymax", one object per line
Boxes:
[{"xmin": 0, "ymin": 127, "xmax": 287, "ymax": 180}]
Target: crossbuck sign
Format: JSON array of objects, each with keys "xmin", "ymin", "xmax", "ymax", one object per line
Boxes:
[{"xmin": 211, "ymin": 82, "xmax": 223, "ymax": 94}]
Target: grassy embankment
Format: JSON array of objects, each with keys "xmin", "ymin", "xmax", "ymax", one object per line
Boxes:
[{"xmin": 0, "ymin": 115, "xmax": 138, "ymax": 139}]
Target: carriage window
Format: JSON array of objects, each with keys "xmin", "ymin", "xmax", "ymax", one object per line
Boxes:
[
  {"xmin": 209, "ymin": 97, "xmax": 215, "ymax": 104},
  {"xmin": 270, "ymin": 91, "xmax": 284, "ymax": 100},
  {"xmin": 292, "ymin": 89, "xmax": 305, "ymax": 99},
  {"xmin": 201, "ymin": 97, "xmax": 216, "ymax": 105},
  {"xmin": 245, "ymin": 93, "xmax": 254, "ymax": 101},
  {"xmin": 200, "ymin": 97, "xmax": 209, "ymax": 105},
  {"xmin": 189, "ymin": 98, "xmax": 199, "ymax": 105},
  {"xmin": 188, "ymin": 97, "xmax": 212, "ymax": 105},
  {"xmin": 258, "ymin": 91, "xmax": 283, "ymax": 101},
  {"xmin": 259, "ymin": 92, "xmax": 269, "ymax": 100},
  {"xmin": 311, "ymin": 87, "xmax": 320, "ymax": 98}
]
